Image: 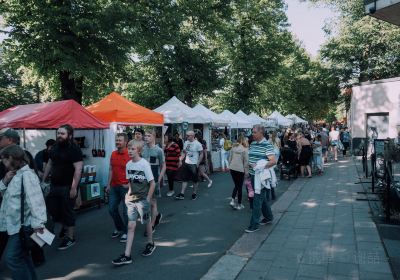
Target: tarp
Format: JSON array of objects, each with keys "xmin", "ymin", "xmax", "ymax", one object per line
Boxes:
[
  {"xmin": 193, "ymin": 104, "xmax": 230, "ymax": 126},
  {"xmin": 86, "ymin": 92, "xmax": 164, "ymax": 125},
  {"xmin": 154, "ymin": 96, "xmax": 209, "ymax": 124},
  {"xmin": 219, "ymin": 110, "xmax": 252, "ymax": 128},
  {"xmin": 286, "ymin": 114, "xmax": 308, "ymax": 124},
  {"xmin": 267, "ymin": 111, "xmax": 293, "ymax": 127},
  {"xmin": 0, "ymin": 100, "xmax": 109, "ymax": 129}
]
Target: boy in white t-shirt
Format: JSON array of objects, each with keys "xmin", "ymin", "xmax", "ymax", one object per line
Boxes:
[{"xmin": 112, "ymin": 140, "xmax": 156, "ymax": 266}]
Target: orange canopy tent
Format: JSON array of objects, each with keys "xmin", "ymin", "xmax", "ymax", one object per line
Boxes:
[{"xmin": 86, "ymin": 92, "xmax": 164, "ymax": 125}]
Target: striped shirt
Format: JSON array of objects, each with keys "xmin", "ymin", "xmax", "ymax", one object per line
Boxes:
[
  {"xmin": 164, "ymin": 142, "xmax": 181, "ymax": 171},
  {"xmin": 248, "ymin": 138, "xmax": 275, "ymax": 175}
]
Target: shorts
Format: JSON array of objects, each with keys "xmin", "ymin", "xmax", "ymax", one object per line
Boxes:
[
  {"xmin": 322, "ymin": 147, "xmax": 327, "ymax": 154},
  {"xmin": 46, "ymin": 186, "xmax": 76, "ymax": 227},
  {"xmin": 181, "ymin": 163, "xmax": 199, "ymax": 183},
  {"xmin": 126, "ymin": 199, "xmax": 151, "ymax": 224}
]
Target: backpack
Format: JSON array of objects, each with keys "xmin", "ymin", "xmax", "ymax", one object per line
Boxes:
[{"xmin": 223, "ymin": 139, "xmax": 232, "ymax": 151}]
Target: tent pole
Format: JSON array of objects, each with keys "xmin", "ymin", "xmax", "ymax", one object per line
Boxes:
[{"xmin": 23, "ymin": 128, "xmax": 26, "ymax": 149}]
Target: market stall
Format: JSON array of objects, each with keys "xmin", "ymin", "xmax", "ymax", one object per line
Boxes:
[
  {"xmin": 0, "ymin": 99, "xmax": 110, "ymax": 206},
  {"xmin": 86, "ymin": 92, "xmax": 164, "ymax": 185},
  {"xmin": 267, "ymin": 111, "xmax": 294, "ymax": 127},
  {"xmin": 286, "ymin": 114, "xmax": 308, "ymax": 125}
]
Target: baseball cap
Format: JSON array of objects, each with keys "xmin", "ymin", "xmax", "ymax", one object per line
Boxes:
[{"xmin": 0, "ymin": 128, "xmax": 20, "ymax": 143}]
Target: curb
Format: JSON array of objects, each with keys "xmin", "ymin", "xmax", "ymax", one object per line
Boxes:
[{"xmin": 201, "ymin": 179, "xmax": 307, "ymax": 280}]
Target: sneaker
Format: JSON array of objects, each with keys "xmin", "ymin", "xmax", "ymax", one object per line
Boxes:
[
  {"xmin": 245, "ymin": 227, "xmax": 259, "ymax": 233},
  {"xmin": 166, "ymin": 191, "xmax": 175, "ymax": 197},
  {"xmin": 58, "ymin": 237, "xmax": 76, "ymax": 250},
  {"xmin": 111, "ymin": 230, "xmax": 122, "ymax": 239},
  {"xmin": 175, "ymin": 193, "xmax": 185, "ymax": 200},
  {"xmin": 112, "ymin": 254, "xmax": 132, "ymax": 266},
  {"xmin": 188, "ymin": 185, "xmax": 193, "ymax": 188},
  {"xmin": 154, "ymin": 213, "xmax": 163, "ymax": 228},
  {"xmin": 207, "ymin": 180, "xmax": 213, "ymax": 188},
  {"xmin": 230, "ymin": 199, "xmax": 235, "ymax": 208},
  {"xmin": 259, "ymin": 218, "xmax": 273, "ymax": 225},
  {"xmin": 120, "ymin": 234, "xmax": 127, "ymax": 243},
  {"xmin": 59, "ymin": 227, "xmax": 67, "ymax": 239},
  {"xmin": 235, "ymin": 204, "xmax": 245, "ymax": 210},
  {"xmin": 191, "ymin": 193, "xmax": 197, "ymax": 200},
  {"xmin": 143, "ymin": 226, "xmax": 155, "ymax": 237},
  {"xmin": 142, "ymin": 242, "xmax": 156, "ymax": 257}
]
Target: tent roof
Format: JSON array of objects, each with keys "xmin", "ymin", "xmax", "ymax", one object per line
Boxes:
[
  {"xmin": 154, "ymin": 96, "xmax": 209, "ymax": 123},
  {"xmin": 267, "ymin": 111, "xmax": 293, "ymax": 127},
  {"xmin": 286, "ymin": 114, "xmax": 308, "ymax": 124},
  {"xmin": 193, "ymin": 104, "xmax": 230, "ymax": 126},
  {"xmin": 86, "ymin": 92, "xmax": 164, "ymax": 125},
  {"xmin": 0, "ymin": 100, "xmax": 108, "ymax": 129},
  {"xmin": 219, "ymin": 110, "xmax": 252, "ymax": 128}
]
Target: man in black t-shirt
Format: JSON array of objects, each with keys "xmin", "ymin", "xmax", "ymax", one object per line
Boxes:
[{"xmin": 42, "ymin": 124, "xmax": 83, "ymax": 251}]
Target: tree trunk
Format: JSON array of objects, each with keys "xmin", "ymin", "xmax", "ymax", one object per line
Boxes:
[{"xmin": 59, "ymin": 70, "xmax": 83, "ymax": 104}]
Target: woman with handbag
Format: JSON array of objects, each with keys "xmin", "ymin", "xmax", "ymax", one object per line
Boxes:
[{"xmin": 0, "ymin": 145, "xmax": 47, "ymax": 280}]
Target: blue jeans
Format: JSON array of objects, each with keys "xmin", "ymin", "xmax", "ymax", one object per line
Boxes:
[
  {"xmin": 249, "ymin": 176, "xmax": 273, "ymax": 229},
  {"xmin": 6, "ymin": 233, "xmax": 37, "ymax": 280},
  {"xmin": 108, "ymin": 186, "xmax": 128, "ymax": 234}
]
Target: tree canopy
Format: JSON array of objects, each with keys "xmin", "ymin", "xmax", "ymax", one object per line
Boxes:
[{"xmin": 0, "ymin": 0, "xmax": 342, "ymax": 120}]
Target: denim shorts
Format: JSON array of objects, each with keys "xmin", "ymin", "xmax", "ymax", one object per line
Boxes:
[{"xmin": 126, "ymin": 199, "xmax": 151, "ymax": 224}]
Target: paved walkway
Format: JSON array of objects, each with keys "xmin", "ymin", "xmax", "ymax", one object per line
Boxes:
[{"xmin": 202, "ymin": 158, "xmax": 395, "ymax": 280}]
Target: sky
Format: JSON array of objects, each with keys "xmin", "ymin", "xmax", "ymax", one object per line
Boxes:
[{"xmin": 285, "ymin": 0, "xmax": 336, "ymax": 57}]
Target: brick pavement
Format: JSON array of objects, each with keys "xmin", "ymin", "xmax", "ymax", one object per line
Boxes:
[{"xmin": 202, "ymin": 158, "xmax": 395, "ymax": 280}]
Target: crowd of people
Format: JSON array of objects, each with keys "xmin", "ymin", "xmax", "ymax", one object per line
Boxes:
[{"xmin": 0, "ymin": 122, "xmax": 352, "ymax": 278}]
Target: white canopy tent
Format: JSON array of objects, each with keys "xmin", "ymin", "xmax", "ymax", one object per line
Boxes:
[
  {"xmin": 248, "ymin": 113, "xmax": 277, "ymax": 128},
  {"xmin": 219, "ymin": 110, "xmax": 252, "ymax": 129},
  {"xmin": 154, "ymin": 96, "xmax": 209, "ymax": 124},
  {"xmin": 235, "ymin": 110, "xmax": 261, "ymax": 126},
  {"xmin": 267, "ymin": 111, "xmax": 294, "ymax": 127},
  {"xmin": 286, "ymin": 114, "xmax": 308, "ymax": 124},
  {"xmin": 192, "ymin": 104, "xmax": 230, "ymax": 127}
]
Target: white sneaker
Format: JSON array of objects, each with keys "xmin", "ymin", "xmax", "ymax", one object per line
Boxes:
[
  {"xmin": 120, "ymin": 234, "xmax": 127, "ymax": 243},
  {"xmin": 166, "ymin": 191, "xmax": 175, "ymax": 197},
  {"xmin": 207, "ymin": 180, "xmax": 213, "ymax": 188},
  {"xmin": 235, "ymin": 204, "xmax": 245, "ymax": 210},
  {"xmin": 188, "ymin": 185, "xmax": 193, "ymax": 188},
  {"xmin": 230, "ymin": 199, "xmax": 235, "ymax": 208}
]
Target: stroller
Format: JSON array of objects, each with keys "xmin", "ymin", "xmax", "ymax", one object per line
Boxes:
[{"xmin": 280, "ymin": 146, "xmax": 298, "ymax": 180}]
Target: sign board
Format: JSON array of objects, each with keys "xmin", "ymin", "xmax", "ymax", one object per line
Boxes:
[{"xmin": 182, "ymin": 122, "xmax": 189, "ymax": 131}]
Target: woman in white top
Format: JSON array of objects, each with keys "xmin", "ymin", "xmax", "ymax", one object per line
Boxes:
[
  {"xmin": 219, "ymin": 133, "xmax": 229, "ymax": 172},
  {"xmin": 329, "ymin": 126, "xmax": 340, "ymax": 161}
]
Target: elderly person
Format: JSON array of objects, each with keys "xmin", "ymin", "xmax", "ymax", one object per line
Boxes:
[{"xmin": 245, "ymin": 125, "xmax": 276, "ymax": 233}]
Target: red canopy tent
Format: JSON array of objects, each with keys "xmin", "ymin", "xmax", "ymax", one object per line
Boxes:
[{"xmin": 0, "ymin": 100, "xmax": 108, "ymax": 129}]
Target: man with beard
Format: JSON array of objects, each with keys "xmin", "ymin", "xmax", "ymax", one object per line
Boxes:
[{"xmin": 42, "ymin": 124, "xmax": 83, "ymax": 250}]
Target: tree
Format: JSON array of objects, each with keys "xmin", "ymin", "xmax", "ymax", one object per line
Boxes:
[
  {"xmin": 0, "ymin": 0, "xmax": 135, "ymax": 103},
  {"xmin": 215, "ymin": 0, "xmax": 292, "ymax": 114}
]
